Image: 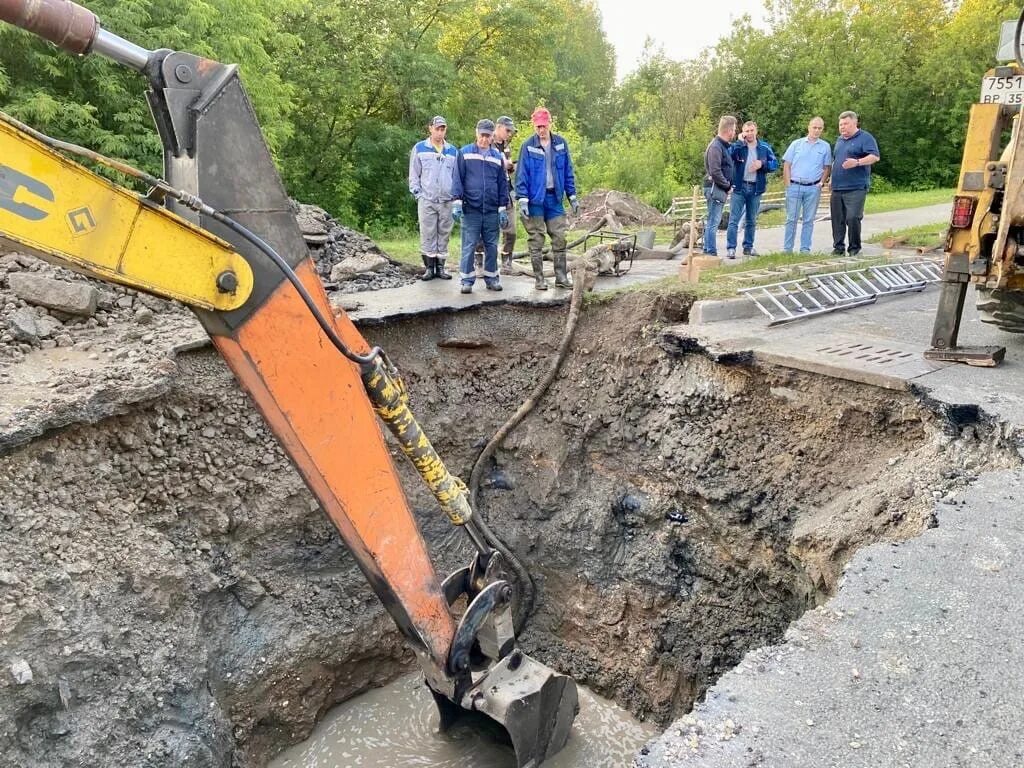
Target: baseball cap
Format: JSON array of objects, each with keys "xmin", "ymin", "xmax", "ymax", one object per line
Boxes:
[
  {"xmin": 429, "ymin": 115, "xmax": 447, "ymax": 128},
  {"xmin": 496, "ymin": 115, "xmax": 516, "ymax": 132},
  {"xmin": 531, "ymin": 107, "xmax": 551, "ymax": 126},
  {"xmin": 476, "ymin": 118, "xmax": 495, "ymax": 134}
]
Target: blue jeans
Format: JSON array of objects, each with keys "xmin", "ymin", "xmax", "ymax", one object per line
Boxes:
[
  {"xmin": 783, "ymin": 184, "xmax": 822, "ymax": 252},
  {"xmin": 726, "ymin": 182, "xmax": 761, "ymax": 252},
  {"xmin": 703, "ymin": 187, "xmax": 727, "ymax": 255},
  {"xmin": 459, "ymin": 208, "xmax": 499, "ymax": 286}
]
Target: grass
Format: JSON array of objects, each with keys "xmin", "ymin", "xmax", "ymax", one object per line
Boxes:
[
  {"xmin": 755, "ymin": 188, "xmax": 953, "ymax": 228},
  {"xmin": 585, "ymin": 249, "xmax": 888, "ymax": 304},
  {"xmin": 868, "ymin": 221, "xmax": 947, "ymax": 249}
]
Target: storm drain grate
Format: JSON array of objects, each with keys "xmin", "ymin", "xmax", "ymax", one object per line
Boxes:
[{"xmin": 815, "ymin": 342, "xmax": 917, "ymax": 368}]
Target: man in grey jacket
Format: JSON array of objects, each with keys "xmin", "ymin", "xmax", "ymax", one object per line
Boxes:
[{"xmin": 409, "ymin": 115, "xmax": 459, "ymax": 280}]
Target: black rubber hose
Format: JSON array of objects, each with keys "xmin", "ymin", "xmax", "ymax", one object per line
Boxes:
[{"xmin": 468, "ymin": 262, "xmax": 587, "ymax": 634}]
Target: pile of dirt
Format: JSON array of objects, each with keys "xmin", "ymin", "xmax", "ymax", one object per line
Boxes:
[
  {"xmin": 0, "ymin": 204, "xmax": 414, "ymax": 450},
  {"xmin": 573, "ymin": 189, "xmax": 667, "ymax": 230},
  {"xmin": 291, "ymin": 202, "xmax": 418, "ymax": 293}
]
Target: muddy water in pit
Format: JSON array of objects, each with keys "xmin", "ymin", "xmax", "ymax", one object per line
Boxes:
[{"xmin": 271, "ymin": 672, "xmax": 657, "ymax": 768}]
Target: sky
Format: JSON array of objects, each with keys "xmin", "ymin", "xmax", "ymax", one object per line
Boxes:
[{"xmin": 596, "ymin": 1, "xmax": 770, "ymax": 79}]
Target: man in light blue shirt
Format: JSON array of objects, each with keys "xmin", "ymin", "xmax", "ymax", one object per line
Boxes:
[{"xmin": 782, "ymin": 117, "xmax": 832, "ymax": 253}]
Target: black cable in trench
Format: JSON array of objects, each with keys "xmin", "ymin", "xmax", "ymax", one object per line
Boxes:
[{"xmin": 467, "ymin": 265, "xmax": 588, "ymax": 634}]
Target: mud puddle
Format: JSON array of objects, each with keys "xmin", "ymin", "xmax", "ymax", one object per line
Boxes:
[{"xmin": 270, "ymin": 672, "xmax": 657, "ymax": 768}]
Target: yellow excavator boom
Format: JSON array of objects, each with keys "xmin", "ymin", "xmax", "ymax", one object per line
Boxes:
[{"xmin": 0, "ymin": 116, "xmax": 253, "ymax": 311}]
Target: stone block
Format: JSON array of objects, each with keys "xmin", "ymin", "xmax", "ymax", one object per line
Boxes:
[{"xmin": 8, "ymin": 273, "xmax": 99, "ymax": 317}]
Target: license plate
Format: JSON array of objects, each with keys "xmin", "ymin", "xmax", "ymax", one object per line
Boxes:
[{"xmin": 979, "ymin": 75, "xmax": 1024, "ymax": 105}]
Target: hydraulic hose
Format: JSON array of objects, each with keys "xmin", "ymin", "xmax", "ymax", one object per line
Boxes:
[{"xmin": 468, "ymin": 262, "xmax": 588, "ymax": 634}]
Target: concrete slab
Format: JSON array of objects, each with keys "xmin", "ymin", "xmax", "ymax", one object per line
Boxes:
[{"xmin": 677, "ymin": 288, "xmax": 1024, "ymax": 426}]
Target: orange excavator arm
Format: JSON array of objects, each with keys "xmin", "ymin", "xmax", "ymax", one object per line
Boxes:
[{"xmin": 0, "ymin": 2, "xmax": 576, "ymax": 765}]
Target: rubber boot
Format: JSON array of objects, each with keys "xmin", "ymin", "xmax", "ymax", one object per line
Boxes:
[
  {"xmin": 500, "ymin": 251, "xmax": 514, "ymax": 276},
  {"xmin": 532, "ymin": 255, "xmax": 548, "ymax": 291},
  {"xmin": 420, "ymin": 254, "xmax": 435, "ymax": 281},
  {"xmin": 554, "ymin": 252, "xmax": 572, "ymax": 288},
  {"xmin": 435, "ymin": 258, "xmax": 452, "ymax": 280}
]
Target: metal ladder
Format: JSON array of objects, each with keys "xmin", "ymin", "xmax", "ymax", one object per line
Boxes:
[{"xmin": 738, "ymin": 260, "xmax": 942, "ymax": 325}]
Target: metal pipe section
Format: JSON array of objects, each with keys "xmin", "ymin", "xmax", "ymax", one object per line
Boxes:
[
  {"xmin": 0, "ymin": 0, "xmax": 97, "ymax": 55},
  {"xmin": 0, "ymin": 0, "xmax": 151, "ymax": 70},
  {"xmin": 91, "ymin": 27, "xmax": 151, "ymax": 70}
]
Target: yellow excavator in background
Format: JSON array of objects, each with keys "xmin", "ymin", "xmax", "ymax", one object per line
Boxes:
[
  {"xmin": 927, "ymin": 11, "xmax": 1024, "ymax": 366},
  {"xmin": 0, "ymin": 1, "xmax": 577, "ymax": 765}
]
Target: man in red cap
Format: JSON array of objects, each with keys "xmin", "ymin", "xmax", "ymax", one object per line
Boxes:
[{"xmin": 515, "ymin": 106, "xmax": 579, "ymax": 290}]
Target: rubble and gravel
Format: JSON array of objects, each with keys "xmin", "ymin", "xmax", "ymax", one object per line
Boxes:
[
  {"xmin": 0, "ymin": 206, "xmax": 409, "ymax": 450},
  {"xmin": 291, "ymin": 201, "xmax": 418, "ymax": 294}
]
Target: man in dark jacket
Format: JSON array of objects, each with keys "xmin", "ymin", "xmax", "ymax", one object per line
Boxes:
[
  {"xmin": 830, "ymin": 110, "xmax": 880, "ymax": 256},
  {"xmin": 726, "ymin": 121, "xmax": 778, "ymax": 258},
  {"xmin": 451, "ymin": 119, "xmax": 509, "ymax": 294},
  {"xmin": 515, "ymin": 107, "xmax": 579, "ymax": 290},
  {"xmin": 703, "ymin": 115, "xmax": 737, "ymax": 256},
  {"xmin": 473, "ymin": 115, "xmax": 519, "ymax": 276}
]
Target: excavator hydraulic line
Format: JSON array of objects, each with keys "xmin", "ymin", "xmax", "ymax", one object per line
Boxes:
[{"xmin": 359, "ymin": 355, "xmax": 491, "ymax": 555}]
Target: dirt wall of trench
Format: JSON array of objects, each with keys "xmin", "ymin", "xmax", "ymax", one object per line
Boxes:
[{"xmin": 0, "ymin": 293, "xmax": 1015, "ymax": 767}]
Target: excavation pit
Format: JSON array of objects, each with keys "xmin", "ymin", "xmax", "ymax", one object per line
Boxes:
[{"xmin": 0, "ymin": 290, "xmax": 1015, "ymax": 767}]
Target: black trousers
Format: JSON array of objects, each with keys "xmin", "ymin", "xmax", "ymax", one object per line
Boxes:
[{"xmin": 830, "ymin": 188, "xmax": 868, "ymax": 253}]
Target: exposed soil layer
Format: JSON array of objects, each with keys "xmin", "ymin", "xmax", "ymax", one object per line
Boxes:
[{"xmin": 0, "ymin": 291, "xmax": 1015, "ymax": 768}]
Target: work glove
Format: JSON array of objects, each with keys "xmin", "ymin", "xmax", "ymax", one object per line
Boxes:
[
  {"xmin": 569, "ymin": 195, "xmax": 580, "ymax": 217},
  {"xmin": 518, "ymin": 198, "xmax": 530, "ymax": 221},
  {"xmin": 499, "ymin": 209, "xmax": 509, "ymax": 229},
  {"xmin": 452, "ymin": 201, "xmax": 463, "ymax": 223}
]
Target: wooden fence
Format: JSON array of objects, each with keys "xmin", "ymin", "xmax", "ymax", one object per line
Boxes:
[{"xmin": 665, "ymin": 188, "xmax": 832, "ymax": 222}]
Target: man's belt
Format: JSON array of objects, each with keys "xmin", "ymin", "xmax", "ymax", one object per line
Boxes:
[{"xmin": 791, "ymin": 180, "xmax": 821, "ymax": 186}]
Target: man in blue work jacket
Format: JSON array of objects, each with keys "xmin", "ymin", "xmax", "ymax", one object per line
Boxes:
[
  {"xmin": 515, "ymin": 107, "xmax": 579, "ymax": 290},
  {"xmin": 451, "ymin": 119, "xmax": 509, "ymax": 294},
  {"xmin": 726, "ymin": 121, "xmax": 778, "ymax": 258},
  {"xmin": 830, "ymin": 110, "xmax": 880, "ymax": 256}
]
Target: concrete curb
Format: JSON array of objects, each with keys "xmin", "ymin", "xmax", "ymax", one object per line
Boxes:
[{"xmin": 688, "ymin": 297, "xmax": 761, "ymax": 324}]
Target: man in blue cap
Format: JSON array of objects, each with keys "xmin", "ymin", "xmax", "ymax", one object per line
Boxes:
[
  {"xmin": 408, "ymin": 115, "xmax": 458, "ymax": 280},
  {"xmin": 494, "ymin": 116, "xmax": 519, "ymax": 272},
  {"xmin": 472, "ymin": 115, "xmax": 519, "ymax": 276},
  {"xmin": 451, "ymin": 119, "xmax": 509, "ymax": 294}
]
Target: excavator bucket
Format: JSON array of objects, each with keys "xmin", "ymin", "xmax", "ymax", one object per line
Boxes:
[{"xmin": 432, "ymin": 650, "xmax": 579, "ymax": 768}]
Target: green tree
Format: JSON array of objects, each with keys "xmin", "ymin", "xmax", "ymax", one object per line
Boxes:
[{"xmin": 0, "ymin": 0, "xmax": 301, "ymax": 177}]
